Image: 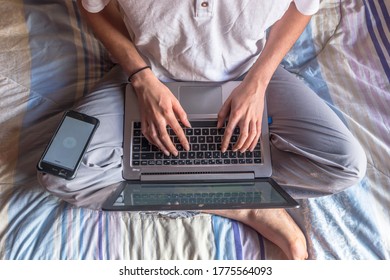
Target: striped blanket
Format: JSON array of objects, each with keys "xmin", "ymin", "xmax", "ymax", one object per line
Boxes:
[{"xmin": 0, "ymin": 0, "xmax": 389, "ymax": 259}]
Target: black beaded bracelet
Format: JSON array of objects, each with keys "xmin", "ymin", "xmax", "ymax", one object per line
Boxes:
[{"xmin": 127, "ymin": 66, "xmax": 151, "ymax": 83}]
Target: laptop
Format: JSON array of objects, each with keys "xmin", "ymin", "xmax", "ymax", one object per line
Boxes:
[{"xmin": 102, "ymin": 82, "xmax": 299, "ymax": 211}]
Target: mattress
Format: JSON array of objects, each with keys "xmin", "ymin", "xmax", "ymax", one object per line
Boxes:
[{"xmin": 0, "ymin": 0, "xmax": 389, "ymax": 259}]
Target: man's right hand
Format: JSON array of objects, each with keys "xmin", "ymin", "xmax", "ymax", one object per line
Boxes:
[{"xmin": 130, "ymin": 69, "xmax": 191, "ymax": 157}]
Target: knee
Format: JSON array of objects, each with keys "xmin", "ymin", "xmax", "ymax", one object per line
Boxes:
[
  {"xmin": 37, "ymin": 165, "xmax": 123, "ymax": 210},
  {"xmin": 349, "ymin": 141, "xmax": 367, "ymax": 182},
  {"xmin": 37, "ymin": 171, "xmax": 82, "ymax": 206},
  {"xmin": 327, "ymin": 137, "xmax": 367, "ymax": 194},
  {"xmin": 37, "ymin": 171, "xmax": 66, "ymax": 201}
]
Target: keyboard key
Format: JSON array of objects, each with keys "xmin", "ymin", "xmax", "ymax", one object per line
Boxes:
[
  {"xmin": 229, "ymin": 151, "xmax": 237, "ymax": 158},
  {"xmin": 188, "ymin": 152, "xmax": 196, "ymax": 159},
  {"xmin": 186, "ymin": 128, "xmax": 194, "ymax": 135},
  {"xmin": 141, "ymin": 153, "xmax": 154, "ymax": 160},
  {"xmin": 206, "ymin": 136, "xmax": 214, "ymax": 143},
  {"xmin": 134, "ymin": 130, "xmax": 141, "ymax": 137},
  {"xmin": 133, "ymin": 153, "xmax": 140, "ymax": 160},
  {"xmin": 213, "ymin": 151, "xmax": 221, "ymax": 158},
  {"xmin": 133, "ymin": 145, "xmax": 141, "ymax": 152},
  {"xmin": 171, "ymin": 154, "xmax": 179, "ymax": 159},
  {"xmin": 155, "ymin": 152, "xmax": 163, "ymax": 159}
]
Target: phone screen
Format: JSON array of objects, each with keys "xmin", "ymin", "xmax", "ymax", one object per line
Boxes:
[{"xmin": 42, "ymin": 116, "xmax": 96, "ymax": 170}]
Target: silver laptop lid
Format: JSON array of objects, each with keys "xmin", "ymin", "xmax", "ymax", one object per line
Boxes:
[{"xmin": 123, "ymin": 82, "xmax": 272, "ymax": 181}]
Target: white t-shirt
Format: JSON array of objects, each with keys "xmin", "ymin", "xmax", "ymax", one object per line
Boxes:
[{"xmin": 82, "ymin": 0, "xmax": 319, "ymax": 81}]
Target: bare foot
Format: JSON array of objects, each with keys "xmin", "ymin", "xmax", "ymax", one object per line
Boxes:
[{"xmin": 204, "ymin": 208, "xmax": 308, "ymax": 260}]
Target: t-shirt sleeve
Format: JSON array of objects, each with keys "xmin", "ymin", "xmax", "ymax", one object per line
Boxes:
[
  {"xmin": 293, "ymin": 0, "xmax": 320, "ymax": 15},
  {"xmin": 81, "ymin": 0, "xmax": 111, "ymax": 13}
]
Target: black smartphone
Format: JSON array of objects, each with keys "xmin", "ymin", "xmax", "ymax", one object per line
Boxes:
[{"xmin": 37, "ymin": 110, "xmax": 100, "ymax": 180}]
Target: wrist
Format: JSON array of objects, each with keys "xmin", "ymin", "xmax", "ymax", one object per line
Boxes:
[
  {"xmin": 127, "ymin": 66, "xmax": 151, "ymax": 83},
  {"xmin": 129, "ymin": 67, "xmax": 155, "ymax": 90},
  {"xmin": 242, "ymin": 72, "xmax": 269, "ymax": 96},
  {"xmin": 245, "ymin": 65, "xmax": 273, "ymax": 88}
]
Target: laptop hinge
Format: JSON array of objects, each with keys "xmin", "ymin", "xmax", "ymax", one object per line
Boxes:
[{"xmin": 140, "ymin": 172, "xmax": 255, "ymax": 182}]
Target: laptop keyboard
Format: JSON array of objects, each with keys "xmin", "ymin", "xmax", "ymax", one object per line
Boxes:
[{"xmin": 131, "ymin": 120, "xmax": 262, "ymax": 166}]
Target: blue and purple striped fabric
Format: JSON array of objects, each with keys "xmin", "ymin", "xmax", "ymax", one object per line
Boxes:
[{"xmin": 0, "ymin": 0, "xmax": 389, "ymax": 260}]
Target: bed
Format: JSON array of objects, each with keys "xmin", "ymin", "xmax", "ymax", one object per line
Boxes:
[{"xmin": 1, "ymin": 0, "xmax": 389, "ymax": 260}]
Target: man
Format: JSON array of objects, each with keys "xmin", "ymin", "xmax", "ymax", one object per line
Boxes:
[{"xmin": 39, "ymin": 0, "xmax": 367, "ymax": 259}]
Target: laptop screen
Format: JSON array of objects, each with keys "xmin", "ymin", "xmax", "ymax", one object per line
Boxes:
[{"xmin": 102, "ymin": 179, "xmax": 299, "ymax": 211}]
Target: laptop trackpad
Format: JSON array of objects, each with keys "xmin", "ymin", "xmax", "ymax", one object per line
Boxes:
[{"xmin": 179, "ymin": 86, "xmax": 222, "ymax": 115}]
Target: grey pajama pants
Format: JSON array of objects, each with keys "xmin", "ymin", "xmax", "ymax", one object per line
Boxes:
[{"xmin": 38, "ymin": 65, "xmax": 367, "ymax": 209}]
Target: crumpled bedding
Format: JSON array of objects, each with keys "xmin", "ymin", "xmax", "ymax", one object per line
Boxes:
[{"xmin": 0, "ymin": 0, "xmax": 389, "ymax": 259}]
